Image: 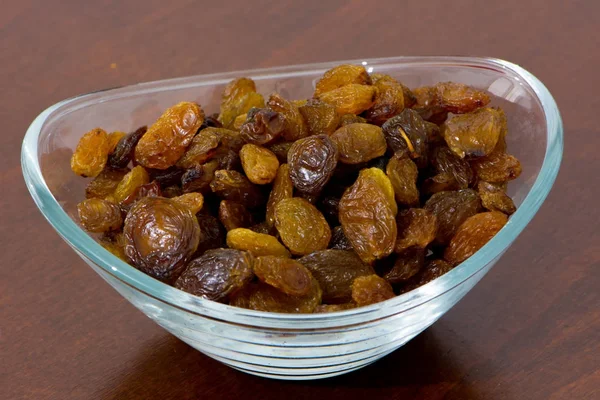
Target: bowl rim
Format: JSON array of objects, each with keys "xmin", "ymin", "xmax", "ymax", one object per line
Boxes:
[{"xmin": 21, "ymin": 56, "xmax": 563, "ymax": 329}]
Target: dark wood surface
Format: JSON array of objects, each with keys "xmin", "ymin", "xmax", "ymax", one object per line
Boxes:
[{"xmin": 2, "ymin": 1, "xmax": 599, "ymax": 399}]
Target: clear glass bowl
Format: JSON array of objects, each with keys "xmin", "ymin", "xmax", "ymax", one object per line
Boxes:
[{"xmin": 21, "ymin": 56, "xmax": 563, "ymax": 380}]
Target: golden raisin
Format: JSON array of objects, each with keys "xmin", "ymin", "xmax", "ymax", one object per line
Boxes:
[
  {"xmin": 266, "ymin": 164, "xmax": 294, "ymax": 227},
  {"xmin": 226, "ymin": 228, "xmax": 290, "ymax": 257},
  {"xmin": 395, "ymin": 208, "xmax": 438, "ymax": 253},
  {"xmin": 175, "ymin": 128, "xmax": 221, "ymax": 169},
  {"xmin": 85, "ymin": 168, "xmax": 129, "ymax": 199},
  {"xmin": 386, "ymin": 152, "xmax": 419, "ymax": 206},
  {"xmin": 77, "ymin": 198, "xmax": 123, "ymax": 233},
  {"xmin": 330, "ymin": 123, "xmax": 387, "ymax": 164},
  {"xmin": 298, "ymin": 99, "xmax": 340, "ymax": 136},
  {"xmin": 477, "ymin": 181, "xmax": 517, "ymax": 215},
  {"xmin": 218, "ymin": 200, "xmax": 254, "ymax": 231},
  {"xmin": 274, "ymin": 198, "xmax": 331, "ymax": 255},
  {"xmin": 230, "ymin": 279, "xmax": 322, "ymax": 313},
  {"xmin": 218, "ymin": 78, "xmax": 265, "ymax": 129},
  {"xmin": 107, "ymin": 131, "xmax": 126, "ymax": 153},
  {"xmin": 71, "ymin": 128, "xmax": 111, "ymax": 178},
  {"xmin": 424, "ymin": 189, "xmax": 481, "ymax": 245},
  {"xmin": 239, "ymin": 143, "xmax": 280, "ymax": 184},
  {"xmin": 314, "ymin": 64, "xmax": 371, "ymax": 97},
  {"xmin": 267, "ymin": 93, "xmax": 309, "ymax": 141},
  {"xmin": 317, "ymin": 84, "xmax": 376, "ymax": 115},
  {"xmin": 363, "ymin": 74, "xmax": 405, "ymax": 125},
  {"xmin": 470, "ymin": 150, "xmax": 522, "ymax": 183},
  {"xmin": 254, "ymin": 256, "xmax": 313, "ymax": 296},
  {"xmin": 351, "ymin": 275, "xmax": 395, "ymax": 306},
  {"xmin": 171, "ymin": 192, "xmax": 204, "ymax": 214},
  {"xmin": 442, "ymin": 108, "xmax": 504, "ymax": 158},
  {"xmin": 113, "ymin": 166, "xmax": 150, "ymax": 203}
]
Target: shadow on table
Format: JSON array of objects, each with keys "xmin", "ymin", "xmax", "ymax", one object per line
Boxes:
[{"xmin": 100, "ymin": 328, "xmax": 484, "ymax": 400}]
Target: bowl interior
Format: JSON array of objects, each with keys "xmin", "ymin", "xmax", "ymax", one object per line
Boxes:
[{"xmin": 23, "ymin": 56, "xmax": 562, "ymax": 327}]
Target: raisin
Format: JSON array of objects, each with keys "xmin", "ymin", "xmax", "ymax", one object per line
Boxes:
[
  {"xmin": 175, "ymin": 249, "xmax": 254, "ymax": 302},
  {"xmin": 121, "ymin": 180, "xmax": 162, "ymax": 211},
  {"xmin": 314, "ymin": 303, "xmax": 356, "ymax": 313},
  {"xmin": 288, "ymin": 134, "xmax": 338, "ymax": 195},
  {"xmin": 386, "ymin": 152, "xmax": 419, "ymax": 206},
  {"xmin": 274, "ymin": 198, "xmax": 331, "ymax": 255},
  {"xmin": 199, "ymin": 114, "xmax": 222, "ymax": 130},
  {"xmin": 100, "ymin": 232, "xmax": 128, "ymax": 261},
  {"xmin": 85, "ymin": 168, "xmax": 129, "ymax": 199},
  {"xmin": 230, "ymin": 279, "xmax": 322, "ymax": 313},
  {"xmin": 318, "ymin": 195, "xmax": 340, "ymax": 225},
  {"xmin": 381, "ymin": 109, "xmax": 429, "ymax": 168},
  {"xmin": 383, "ymin": 247, "xmax": 425, "ymax": 285},
  {"xmin": 351, "ymin": 275, "xmax": 395, "ymax": 306},
  {"xmin": 210, "ymin": 128, "xmax": 245, "ymax": 171},
  {"xmin": 314, "ymin": 64, "xmax": 371, "ymax": 97},
  {"xmin": 330, "ymin": 123, "xmax": 387, "ymax": 164},
  {"xmin": 298, "ymin": 99, "xmax": 340, "ymax": 136},
  {"xmin": 339, "ymin": 168, "xmax": 397, "ymax": 263},
  {"xmin": 135, "ymin": 102, "xmax": 204, "ymax": 169},
  {"xmin": 339, "ymin": 114, "xmax": 367, "ymax": 126},
  {"xmin": 299, "ymin": 250, "xmax": 374, "ymax": 304},
  {"xmin": 431, "ymin": 146, "xmax": 474, "ymax": 189},
  {"xmin": 71, "ymin": 128, "xmax": 111, "ymax": 178},
  {"xmin": 113, "ymin": 166, "xmax": 150, "ymax": 203},
  {"xmin": 395, "ymin": 208, "xmax": 438, "ymax": 253},
  {"xmin": 267, "ymin": 141, "xmax": 294, "ymax": 164},
  {"xmin": 108, "ymin": 126, "xmax": 147, "ymax": 169},
  {"xmin": 195, "ymin": 213, "xmax": 226, "ymax": 256},
  {"xmin": 444, "ymin": 211, "xmax": 508, "ymax": 265},
  {"xmin": 181, "ymin": 160, "xmax": 219, "ymax": 193},
  {"xmin": 363, "ymin": 74, "xmax": 405, "ymax": 125},
  {"xmin": 254, "ymin": 256, "xmax": 313, "ymax": 296},
  {"xmin": 266, "ymin": 164, "xmax": 294, "ymax": 227},
  {"xmin": 400, "ymin": 259, "xmax": 453, "ymax": 293},
  {"xmin": 172, "ymin": 192, "xmax": 204, "ymax": 214},
  {"xmin": 148, "ymin": 166, "xmax": 185, "ymax": 189},
  {"xmin": 233, "ymin": 113, "xmax": 248, "ymax": 130},
  {"xmin": 210, "ymin": 170, "xmax": 265, "ymax": 208},
  {"xmin": 420, "ymin": 82, "xmax": 490, "ymax": 115},
  {"xmin": 162, "ymin": 185, "xmax": 183, "ymax": 198},
  {"xmin": 219, "ymin": 78, "xmax": 265, "ymax": 129},
  {"xmin": 248, "ymin": 222, "xmax": 274, "ymax": 235},
  {"xmin": 239, "ymin": 144, "xmax": 279, "ymax": 184},
  {"xmin": 175, "ymin": 128, "xmax": 220, "ymax": 169},
  {"xmin": 77, "ymin": 198, "xmax": 123, "ymax": 233},
  {"xmin": 124, "ymin": 197, "xmax": 200, "ymax": 282},
  {"xmin": 218, "ymin": 200, "xmax": 254, "ymax": 231},
  {"xmin": 477, "ymin": 181, "xmax": 516, "ymax": 215},
  {"xmin": 267, "ymin": 92, "xmax": 309, "ymax": 141},
  {"xmin": 470, "ymin": 150, "xmax": 522, "ymax": 183},
  {"xmin": 240, "ymin": 108, "xmax": 286, "ymax": 145},
  {"xmin": 107, "ymin": 131, "xmax": 126, "ymax": 153},
  {"xmin": 424, "ymin": 189, "xmax": 482, "ymax": 245},
  {"xmin": 422, "ymin": 173, "xmax": 461, "ymax": 195},
  {"xmin": 226, "ymin": 228, "xmax": 290, "ymax": 257},
  {"xmin": 317, "ymin": 84, "xmax": 376, "ymax": 115},
  {"xmin": 329, "ymin": 226, "xmax": 353, "ymax": 250},
  {"xmin": 442, "ymin": 108, "xmax": 505, "ymax": 158}
]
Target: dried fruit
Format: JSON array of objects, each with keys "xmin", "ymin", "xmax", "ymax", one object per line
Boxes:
[
  {"xmin": 124, "ymin": 197, "xmax": 200, "ymax": 282},
  {"xmin": 444, "ymin": 211, "xmax": 508, "ymax": 265},
  {"xmin": 71, "ymin": 128, "xmax": 111, "ymax": 177},
  {"xmin": 113, "ymin": 166, "xmax": 150, "ymax": 203},
  {"xmin": 363, "ymin": 74, "xmax": 405, "ymax": 125},
  {"xmin": 299, "ymin": 250, "xmax": 374, "ymax": 304},
  {"xmin": 400, "ymin": 259, "xmax": 453, "ymax": 293},
  {"xmin": 267, "ymin": 141, "xmax": 293, "ymax": 163},
  {"xmin": 172, "ymin": 192, "xmax": 204, "ymax": 214},
  {"xmin": 442, "ymin": 108, "xmax": 505, "ymax": 158},
  {"xmin": 230, "ymin": 279, "xmax": 322, "ymax": 313},
  {"xmin": 77, "ymin": 198, "xmax": 123, "ymax": 233},
  {"xmin": 148, "ymin": 166, "xmax": 184, "ymax": 188},
  {"xmin": 330, "ymin": 123, "xmax": 387, "ymax": 164},
  {"xmin": 210, "ymin": 170, "xmax": 265, "ymax": 208},
  {"xmin": 395, "ymin": 208, "xmax": 438, "ymax": 253},
  {"xmin": 339, "ymin": 114, "xmax": 367, "ymax": 126},
  {"xmin": 383, "ymin": 247, "xmax": 425, "ymax": 285},
  {"xmin": 195, "ymin": 213, "xmax": 226, "ymax": 256},
  {"xmin": 339, "ymin": 168, "xmax": 397, "ymax": 263},
  {"xmin": 219, "ymin": 78, "xmax": 265, "ymax": 129},
  {"xmin": 317, "ymin": 84, "xmax": 376, "ymax": 115},
  {"xmin": 254, "ymin": 256, "xmax": 312, "ymax": 296},
  {"xmin": 287, "ymin": 134, "xmax": 338, "ymax": 194},
  {"xmin": 314, "ymin": 64, "xmax": 371, "ymax": 97},
  {"xmin": 211, "ymin": 128, "xmax": 245, "ymax": 170},
  {"xmin": 265, "ymin": 164, "xmax": 294, "ymax": 227},
  {"xmin": 431, "ymin": 146, "xmax": 473, "ymax": 189},
  {"xmin": 381, "ymin": 109, "xmax": 429, "ymax": 168},
  {"xmin": 135, "ymin": 102, "xmax": 204, "ymax": 169},
  {"xmin": 424, "ymin": 189, "xmax": 482, "ymax": 245},
  {"xmin": 226, "ymin": 228, "xmax": 290, "ymax": 257},
  {"xmin": 162, "ymin": 185, "xmax": 183, "ymax": 198},
  {"xmin": 267, "ymin": 93, "xmax": 309, "ymax": 141},
  {"xmin": 100, "ymin": 232, "xmax": 128, "ymax": 261},
  {"xmin": 239, "ymin": 107, "xmax": 286, "ymax": 145},
  {"xmin": 107, "ymin": 126, "xmax": 147, "ymax": 169},
  {"xmin": 329, "ymin": 226, "xmax": 353, "ymax": 251},
  {"xmin": 351, "ymin": 275, "xmax": 395, "ymax": 306},
  {"xmin": 121, "ymin": 180, "xmax": 162, "ymax": 210},
  {"xmin": 298, "ymin": 99, "xmax": 340, "ymax": 136},
  {"xmin": 175, "ymin": 128, "xmax": 220, "ymax": 168},
  {"xmin": 85, "ymin": 168, "xmax": 129, "ymax": 199},
  {"xmin": 386, "ymin": 152, "xmax": 419, "ymax": 206},
  {"xmin": 239, "ymin": 144, "xmax": 279, "ymax": 184},
  {"xmin": 477, "ymin": 181, "xmax": 517, "ymax": 215},
  {"xmin": 181, "ymin": 160, "xmax": 219, "ymax": 193},
  {"xmin": 107, "ymin": 131, "xmax": 126, "ymax": 153},
  {"xmin": 218, "ymin": 200, "xmax": 254, "ymax": 231},
  {"xmin": 470, "ymin": 150, "xmax": 522, "ymax": 183},
  {"xmin": 175, "ymin": 249, "xmax": 254, "ymax": 302},
  {"xmin": 274, "ymin": 198, "xmax": 331, "ymax": 255}
]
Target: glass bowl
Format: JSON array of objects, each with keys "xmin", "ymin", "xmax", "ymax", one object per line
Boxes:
[{"xmin": 21, "ymin": 56, "xmax": 563, "ymax": 380}]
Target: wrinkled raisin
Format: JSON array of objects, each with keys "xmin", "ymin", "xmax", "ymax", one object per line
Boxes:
[
  {"xmin": 108, "ymin": 126, "xmax": 147, "ymax": 169},
  {"xmin": 383, "ymin": 247, "xmax": 425, "ymax": 285},
  {"xmin": 218, "ymin": 200, "xmax": 254, "ymax": 231},
  {"xmin": 382, "ymin": 109, "xmax": 429, "ymax": 168},
  {"xmin": 274, "ymin": 198, "xmax": 331, "ymax": 255},
  {"xmin": 298, "ymin": 99, "xmax": 340, "ymax": 136},
  {"xmin": 267, "ymin": 93, "xmax": 309, "ymax": 141},
  {"xmin": 442, "ymin": 108, "xmax": 505, "ymax": 158},
  {"xmin": 288, "ymin": 134, "xmax": 338, "ymax": 195},
  {"xmin": 424, "ymin": 189, "xmax": 481, "ymax": 245},
  {"xmin": 314, "ymin": 64, "xmax": 371, "ymax": 97},
  {"xmin": 477, "ymin": 181, "xmax": 516, "ymax": 215},
  {"xmin": 226, "ymin": 228, "xmax": 290, "ymax": 257},
  {"xmin": 395, "ymin": 208, "xmax": 438, "ymax": 253},
  {"xmin": 85, "ymin": 168, "xmax": 129, "ymax": 199},
  {"xmin": 230, "ymin": 279, "xmax": 322, "ymax": 313},
  {"xmin": 363, "ymin": 74, "xmax": 405, "ymax": 125},
  {"xmin": 330, "ymin": 123, "xmax": 387, "ymax": 164},
  {"xmin": 240, "ymin": 108, "xmax": 286, "ymax": 145},
  {"xmin": 351, "ymin": 275, "xmax": 395, "ymax": 306},
  {"xmin": 266, "ymin": 164, "xmax": 294, "ymax": 227},
  {"xmin": 317, "ymin": 84, "xmax": 376, "ymax": 115},
  {"xmin": 239, "ymin": 144, "xmax": 279, "ymax": 184},
  {"xmin": 71, "ymin": 128, "xmax": 111, "ymax": 178},
  {"xmin": 470, "ymin": 150, "xmax": 522, "ymax": 183},
  {"xmin": 254, "ymin": 256, "xmax": 313, "ymax": 296},
  {"xmin": 113, "ymin": 166, "xmax": 150, "ymax": 203},
  {"xmin": 210, "ymin": 170, "xmax": 265, "ymax": 208},
  {"xmin": 77, "ymin": 198, "xmax": 123, "ymax": 233}
]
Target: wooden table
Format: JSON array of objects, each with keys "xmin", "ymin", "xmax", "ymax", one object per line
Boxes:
[{"xmin": 2, "ymin": 1, "xmax": 599, "ymax": 398}]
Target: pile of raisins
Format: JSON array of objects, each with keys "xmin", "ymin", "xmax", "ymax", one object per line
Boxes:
[{"xmin": 71, "ymin": 64, "xmax": 521, "ymax": 313}]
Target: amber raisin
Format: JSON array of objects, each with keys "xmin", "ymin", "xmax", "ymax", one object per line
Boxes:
[
  {"xmin": 470, "ymin": 150, "xmax": 522, "ymax": 183},
  {"xmin": 71, "ymin": 128, "xmax": 111, "ymax": 178},
  {"xmin": 85, "ymin": 168, "xmax": 129, "ymax": 199},
  {"xmin": 267, "ymin": 141, "xmax": 293, "ymax": 164},
  {"xmin": 266, "ymin": 164, "xmax": 294, "ymax": 227},
  {"xmin": 230, "ymin": 279, "xmax": 322, "ymax": 313},
  {"xmin": 195, "ymin": 213, "xmax": 226, "ymax": 256},
  {"xmin": 351, "ymin": 275, "xmax": 395, "ymax": 306},
  {"xmin": 210, "ymin": 170, "xmax": 265, "ymax": 208},
  {"xmin": 287, "ymin": 134, "xmax": 338, "ymax": 195},
  {"xmin": 219, "ymin": 78, "xmax": 265, "ymax": 129},
  {"xmin": 442, "ymin": 108, "xmax": 505, "ymax": 158},
  {"xmin": 299, "ymin": 250, "xmax": 374, "ymax": 304},
  {"xmin": 124, "ymin": 197, "xmax": 200, "ymax": 282},
  {"xmin": 432, "ymin": 146, "xmax": 473, "ymax": 189},
  {"xmin": 172, "ymin": 192, "xmax": 204, "ymax": 214},
  {"xmin": 100, "ymin": 232, "xmax": 128, "ymax": 261},
  {"xmin": 77, "ymin": 198, "xmax": 123, "ymax": 233},
  {"xmin": 339, "ymin": 168, "xmax": 397, "ymax": 263},
  {"xmin": 226, "ymin": 228, "xmax": 290, "ymax": 257},
  {"xmin": 266, "ymin": 92, "xmax": 309, "ymax": 141},
  {"xmin": 317, "ymin": 84, "xmax": 376, "ymax": 115},
  {"xmin": 329, "ymin": 226, "xmax": 353, "ymax": 251},
  {"xmin": 381, "ymin": 109, "xmax": 429, "ymax": 168},
  {"xmin": 107, "ymin": 131, "xmax": 126, "ymax": 154},
  {"xmin": 477, "ymin": 181, "xmax": 516, "ymax": 215},
  {"xmin": 113, "ymin": 166, "xmax": 150, "ymax": 203},
  {"xmin": 175, "ymin": 249, "xmax": 254, "ymax": 302},
  {"xmin": 239, "ymin": 144, "xmax": 279, "ymax": 185},
  {"xmin": 218, "ymin": 200, "xmax": 254, "ymax": 231},
  {"xmin": 400, "ymin": 259, "xmax": 453, "ymax": 293},
  {"xmin": 239, "ymin": 107, "xmax": 286, "ymax": 145},
  {"xmin": 274, "ymin": 198, "xmax": 331, "ymax": 255},
  {"xmin": 383, "ymin": 247, "xmax": 425, "ymax": 285},
  {"xmin": 175, "ymin": 128, "xmax": 220, "ymax": 169},
  {"xmin": 434, "ymin": 82, "xmax": 491, "ymax": 114},
  {"xmin": 162, "ymin": 185, "xmax": 183, "ymax": 198},
  {"xmin": 134, "ymin": 102, "xmax": 204, "ymax": 169},
  {"xmin": 395, "ymin": 208, "xmax": 438, "ymax": 253},
  {"xmin": 299, "ymin": 99, "xmax": 340, "ymax": 136},
  {"xmin": 363, "ymin": 74, "xmax": 405, "ymax": 125},
  {"xmin": 121, "ymin": 180, "xmax": 162, "ymax": 210},
  {"xmin": 386, "ymin": 152, "xmax": 419, "ymax": 206},
  {"xmin": 314, "ymin": 64, "xmax": 371, "ymax": 97},
  {"xmin": 339, "ymin": 114, "xmax": 367, "ymax": 126},
  {"xmin": 181, "ymin": 160, "xmax": 219, "ymax": 194},
  {"xmin": 444, "ymin": 211, "xmax": 508, "ymax": 265},
  {"xmin": 424, "ymin": 189, "xmax": 482, "ymax": 245},
  {"xmin": 254, "ymin": 256, "xmax": 313, "ymax": 296},
  {"xmin": 330, "ymin": 123, "xmax": 387, "ymax": 164}
]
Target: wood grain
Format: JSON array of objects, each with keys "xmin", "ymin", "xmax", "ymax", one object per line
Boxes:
[{"xmin": 1, "ymin": 0, "xmax": 599, "ymax": 399}]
